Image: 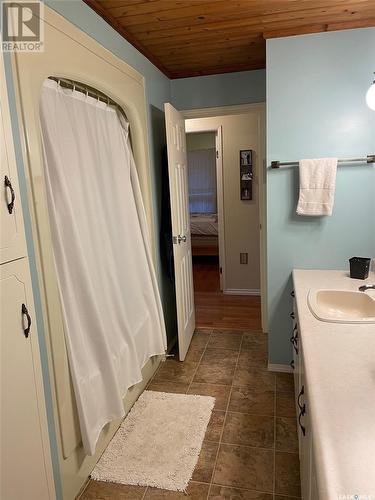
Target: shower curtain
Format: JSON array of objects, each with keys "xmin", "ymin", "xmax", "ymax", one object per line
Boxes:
[{"xmin": 40, "ymin": 79, "xmax": 167, "ymax": 455}]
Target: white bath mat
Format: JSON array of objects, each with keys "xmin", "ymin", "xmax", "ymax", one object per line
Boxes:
[{"xmin": 91, "ymin": 390, "xmax": 215, "ymax": 491}]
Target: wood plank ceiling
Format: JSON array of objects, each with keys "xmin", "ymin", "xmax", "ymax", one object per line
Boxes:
[{"xmin": 84, "ymin": 0, "xmax": 375, "ymax": 78}]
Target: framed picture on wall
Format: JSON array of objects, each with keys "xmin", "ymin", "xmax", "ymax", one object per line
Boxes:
[
  {"xmin": 240, "ymin": 149, "xmax": 253, "ymax": 200},
  {"xmin": 240, "ymin": 150, "xmax": 252, "ymax": 166}
]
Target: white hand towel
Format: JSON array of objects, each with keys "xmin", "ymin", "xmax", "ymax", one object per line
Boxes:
[{"xmin": 296, "ymin": 157, "xmax": 338, "ymax": 216}]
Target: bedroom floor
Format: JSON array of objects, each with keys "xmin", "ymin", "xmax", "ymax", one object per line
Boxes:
[
  {"xmin": 193, "ymin": 256, "xmax": 261, "ymax": 330},
  {"xmin": 80, "ymin": 328, "xmax": 300, "ymax": 499}
]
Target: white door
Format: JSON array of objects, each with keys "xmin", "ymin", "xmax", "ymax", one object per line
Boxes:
[
  {"xmin": 1, "ymin": 258, "xmax": 53, "ymax": 500},
  {"xmin": 164, "ymin": 103, "xmax": 195, "ymax": 361},
  {"xmin": 0, "ymin": 51, "xmax": 27, "ymax": 265}
]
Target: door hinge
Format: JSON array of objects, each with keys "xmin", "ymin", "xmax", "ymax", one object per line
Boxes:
[{"xmin": 219, "ymin": 267, "xmax": 222, "ymax": 274}]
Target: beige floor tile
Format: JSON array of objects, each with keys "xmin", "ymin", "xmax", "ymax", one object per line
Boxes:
[
  {"xmin": 233, "ymin": 366, "xmax": 276, "ymax": 390},
  {"xmin": 209, "ymin": 485, "xmax": 272, "ymax": 499},
  {"xmin": 213, "ymin": 444, "xmax": 273, "ymax": 492},
  {"xmin": 276, "ymin": 373, "xmax": 295, "ymax": 393},
  {"xmin": 238, "ymin": 349, "xmax": 268, "ymax": 370},
  {"xmin": 193, "ymin": 362, "xmax": 235, "ymax": 385},
  {"xmin": 276, "ymin": 391, "xmax": 296, "ymax": 418},
  {"xmin": 80, "ymin": 480, "xmax": 146, "ymax": 499},
  {"xmin": 152, "ymin": 359, "xmax": 197, "ymax": 385},
  {"xmin": 184, "ymin": 346, "xmax": 205, "ymax": 363},
  {"xmin": 276, "ymin": 417, "xmax": 298, "ymax": 453},
  {"xmin": 192, "ymin": 441, "xmax": 219, "ymax": 483},
  {"xmin": 201, "ymin": 348, "xmax": 239, "ymax": 365},
  {"xmin": 208, "ymin": 331, "xmax": 243, "ymax": 350},
  {"xmin": 275, "ymin": 452, "xmax": 301, "ymax": 497},
  {"xmin": 188, "ymin": 382, "xmax": 231, "ymax": 411},
  {"xmin": 145, "ymin": 482, "xmax": 209, "ymax": 499},
  {"xmin": 222, "ymin": 412, "xmax": 274, "ymax": 448},
  {"xmin": 190, "ymin": 331, "xmax": 211, "ymax": 349},
  {"xmin": 205, "ymin": 411, "xmax": 226, "ymax": 442},
  {"xmin": 147, "ymin": 380, "xmax": 189, "ymax": 394},
  {"xmin": 229, "ymin": 387, "xmax": 275, "ymax": 415},
  {"xmin": 241, "ymin": 332, "xmax": 267, "ymax": 351},
  {"xmin": 275, "ymin": 496, "xmax": 301, "ymax": 500}
]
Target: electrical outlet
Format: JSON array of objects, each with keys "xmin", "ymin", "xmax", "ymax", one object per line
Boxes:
[{"xmin": 240, "ymin": 253, "xmax": 248, "ymax": 264}]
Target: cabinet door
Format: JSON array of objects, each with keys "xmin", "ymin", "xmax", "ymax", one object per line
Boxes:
[
  {"xmin": 310, "ymin": 454, "xmax": 319, "ymax": 500},
  {"xmin": 1, "ymin": 258, "xmax": 54, "ymax": 500},
  {"xmin": 0, "ymin": 52, "xmax": 27, "ymax": 264},
  {"xmin": 291, "ymin": 298, "xmax": 300, "ymax": 403},
  {"xmin": 298, "ymin": 348, "xmax": 312, "ymax": 500}
]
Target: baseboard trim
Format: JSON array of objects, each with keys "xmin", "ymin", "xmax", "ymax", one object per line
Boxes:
[
  {"xmin": 223, "ymin": 288, "xmax": 261, "ymax": 296},
  {"xmin": 268, "ymin": 363, "xmax": 293, "ymax": 373}
]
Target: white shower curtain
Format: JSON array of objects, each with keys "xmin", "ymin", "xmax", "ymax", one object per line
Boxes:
[{"xmin": 39, "ymin": 79, "xmax": 167, "ymax": 455}]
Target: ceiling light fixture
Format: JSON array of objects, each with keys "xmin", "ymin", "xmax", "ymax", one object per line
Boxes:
[{"xmin": 366, "ymin": 72, "xmax": 375, "ymax": 111}]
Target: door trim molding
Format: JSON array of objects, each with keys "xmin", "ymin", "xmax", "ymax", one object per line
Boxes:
[
  {"xmin": 183, "ymin": 102, "xmax": 267, "ymax": 333},
  {"xmin": 181, "ymin": 102, "xmax": 265, "ymax": 119},
  {"xmin": 185, "ymin": 126, "xmax": 226, "ymax": 291}
]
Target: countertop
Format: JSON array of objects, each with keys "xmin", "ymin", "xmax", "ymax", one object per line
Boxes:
[{"xmin": 292, "ymin": 269, "xmax": 375, "ymax": 500}]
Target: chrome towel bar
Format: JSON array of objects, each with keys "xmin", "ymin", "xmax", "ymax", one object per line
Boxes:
[{"xmin": 270, "ymin": 155, "xmax": 375, "ymax": 169}]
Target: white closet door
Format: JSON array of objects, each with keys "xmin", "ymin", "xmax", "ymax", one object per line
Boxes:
[
  {"xmin": 1, "ymin": 258, "xmax": 53, "ymax": 500},
  {"xmin": 0, "ymin": 51, "xmax": 26, "ymax": 265}
]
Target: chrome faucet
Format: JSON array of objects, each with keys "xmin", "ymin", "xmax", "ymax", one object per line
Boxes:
[{"xmin": 358, "ymin": 284, "xmax": 375, "ymax": 292}]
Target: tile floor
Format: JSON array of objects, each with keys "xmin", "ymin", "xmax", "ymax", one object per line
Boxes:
[{"xmin": 80, "ymin": 329, "xmax": 300, "ymax": 500}]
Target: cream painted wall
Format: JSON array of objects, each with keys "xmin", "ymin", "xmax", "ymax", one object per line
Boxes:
[
  {"xmin": 186, "ymin": 132, "xmax": 216, "ymax": 151},
  {"xmin": 186, "ymin": 111, "xmax": 262, "ymax": 292}
]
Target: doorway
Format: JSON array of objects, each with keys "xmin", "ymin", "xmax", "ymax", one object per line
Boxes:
[
  {"xmin": 186, "ymin": 130, "xmax": 225, "ymax": 302},
  {"xmin": 165, "ymin": 103, "xmax": 265, "ymax": 360}
]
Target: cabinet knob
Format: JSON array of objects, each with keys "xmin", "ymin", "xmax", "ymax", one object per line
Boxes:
[
  {"xmin": 298, "ymin": 405, "xmax": 306, "ymax": 436},
  {"xmin": 4, "ymin": 176, "xmax": 15, "ymax": 214},
  {"xmin": 297, "ymin": 385, "xmax": 305, "ymax": 411},
  {"xmin": 21, "ymin": 304, "xmax": 32, "ymax": 338},
  {"xmin": 290, "ymin": 325, "xmax": 299, "ymax": 354},
  {"xmin": 290, "ymin": 359, "xmax": 295, "ymax": 370},
  {"xmin": 291, "ymin": 290, "xmax": 295, "ymax": 297}
]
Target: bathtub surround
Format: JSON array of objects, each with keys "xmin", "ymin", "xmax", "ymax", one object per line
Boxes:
[
  {"xmin": 267, "ymin": 27, "xmax": 375, "ymax": 365},
  {"xmin": 91, "ymin": 391, "xmax": 215, "ymax": 491}
]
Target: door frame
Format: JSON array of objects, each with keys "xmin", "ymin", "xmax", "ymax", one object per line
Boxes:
[
  {"xmin": 182, "ymin": 103, "xmax": 267, "ymax": 333},
  {"xmin": 186, "ymin": 126, "xmax": 226, "ymax": 291}
]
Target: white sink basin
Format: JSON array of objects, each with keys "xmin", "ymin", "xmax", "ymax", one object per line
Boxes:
[{"xmin": 308, "ymin": 289, "xmax": 375, "ymax": 324}]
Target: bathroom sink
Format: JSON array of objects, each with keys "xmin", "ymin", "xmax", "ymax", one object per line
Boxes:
[{"xmin": 308, "ymin": 289, "xmax": 375, "ymax": 324}]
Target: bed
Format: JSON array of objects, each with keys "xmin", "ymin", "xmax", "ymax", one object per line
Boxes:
[{"xmin": 190, "ymin": 213, "xmax": 219, "ymax": 256}]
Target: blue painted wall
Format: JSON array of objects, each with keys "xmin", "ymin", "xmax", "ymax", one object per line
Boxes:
[
  {"xmin": 171, "ymin": 68, "xmax": 266, "ymax": 109},
  {"xmin": 267, "ymin": 28, "xmax": 375, "ymax": 365}
]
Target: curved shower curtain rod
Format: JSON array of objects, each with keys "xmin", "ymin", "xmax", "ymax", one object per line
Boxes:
[{"xmin": 47, "ymin": 76, "xmax": 130, "ymax": 123}]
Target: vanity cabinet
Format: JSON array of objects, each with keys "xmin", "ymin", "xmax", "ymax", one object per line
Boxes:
[
  {"xmin": 291, "ymin": 294, "xmax": 318, "ymax": 500},
  {"xmin": 0, "ymin": 52, "xmax": 55, "ymax": 499}
]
